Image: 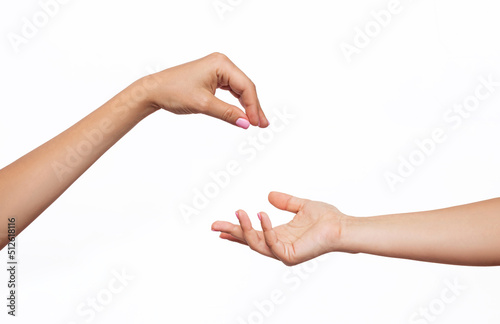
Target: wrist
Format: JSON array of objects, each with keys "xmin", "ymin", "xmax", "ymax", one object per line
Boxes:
[
  {"xmin": 121, "ymin": 76, "xmax": 161, "ymax": 118},
  {"xmin": 336, "ymin": 214, "xmax": 361, "ymax": 254}
]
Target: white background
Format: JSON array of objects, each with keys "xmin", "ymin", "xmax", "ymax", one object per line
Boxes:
[{"xmin": 1, "ymin": 0, "xmax": 500, "ymax": 323}]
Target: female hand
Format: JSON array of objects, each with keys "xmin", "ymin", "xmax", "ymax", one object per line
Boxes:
[
  {"xmin": 211, "ymin": 191, "xmax": 347, "ymax": 266},
  {"xmin": 143, "ymin": 52, "xmax": 268, "ymax": 129}
]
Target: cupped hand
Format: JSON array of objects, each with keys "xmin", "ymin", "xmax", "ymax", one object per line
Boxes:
[
  {"xmin": 143, "ymin": 52, "xmax": 268, "ymax": 129},
  {"xmin": 211, "ymin": 192, "xmax": 347, "ymax": 266}
]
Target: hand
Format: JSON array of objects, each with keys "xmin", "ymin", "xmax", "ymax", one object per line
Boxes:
[
  {"xmin": 211, "ymin": 192, "xmax": 347, "ymax": 266},
  {"xmin": 143, "ymin": 52, "xmax": 268, "ymax": 129}
]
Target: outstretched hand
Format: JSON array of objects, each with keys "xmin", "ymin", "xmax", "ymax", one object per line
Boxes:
[
  {"xmin": 212, "ymin": 192, "xmax": 347, "ymax": 266},
  {"xmin": 143, "ymin": 52, "xmax": 268, "ymax": 129}
]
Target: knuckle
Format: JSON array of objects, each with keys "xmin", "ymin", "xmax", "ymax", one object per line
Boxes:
[
  {"xmin": 209, "ymin": 52, "xmax": 228, "ymax": 62},
  {"xmin": 244, "ymin": 237, "xmax": 255, "ymax": 249},
  {"xmin": 197, "ymin": 95, "xmax": 211, "ymax": 113},
  {"xmin": 221, "ymin": 107, "xmax": 234, "ymax": 121}
]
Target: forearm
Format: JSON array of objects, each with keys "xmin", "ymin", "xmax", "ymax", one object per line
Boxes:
[
  {"xmin": 340, "ymin": 198, "xmax": 500, "ymax": 266},
  {"xmin": 0, "ymin": 77, "xmax": 157, "ymax": 249}
]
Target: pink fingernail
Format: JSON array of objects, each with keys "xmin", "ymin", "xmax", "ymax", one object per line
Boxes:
[
  {"xmin": 257, "ymin": 212, "xmax": 262, "ymax": 221},
  {"xmin": 258, "ymin": 120, "xmax": 261, "ymax": 127},
  {"xmin": 236, "ymin": 118, "xmax": 250, "ymax": 129},
  {"xmin": 235, "ymin": 211, "xmax": 240, "ymax": 219}
]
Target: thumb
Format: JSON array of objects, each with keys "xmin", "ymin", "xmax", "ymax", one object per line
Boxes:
[
  {"xmin": 268, "ymin": 191, "xmax": 306, "ymax": 213},
  {"xmin": 204, "ymin": 95, "xmax": 251, "ymax": 129}
]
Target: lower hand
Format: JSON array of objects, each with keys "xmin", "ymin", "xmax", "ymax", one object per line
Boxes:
[{"xmin": 212, "ymin": 191, "xmax": 348, "ymax": 266}]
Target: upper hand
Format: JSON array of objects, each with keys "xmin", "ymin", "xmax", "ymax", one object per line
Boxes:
[
  {"xmin": 142, "ymin": 52, "xmax": 268, "ymax": 129},
  {"xmin": 211, "ymin": 191, "xmax": 347, "ymax": 266}
]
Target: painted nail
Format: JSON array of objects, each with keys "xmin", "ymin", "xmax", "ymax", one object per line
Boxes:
[
  {"xmin": 257, "ymin": 212, "xmax": 262, "ymax": 221},
  {"xmin": 235, "ymin": 211, "xmax": 240, "ymax": 219},
  {"xmin": 236, "ymin": 118, "xmax": 250, "ymax": 129}
]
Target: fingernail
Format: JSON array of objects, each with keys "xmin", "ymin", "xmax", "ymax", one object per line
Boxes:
[
  {"xmin": 258, "ymin": 120, "xmax": 261, "ymax": 127},
  {"xmin": 236, "ymin": 118, "xmax": 250, "ymax": 129},
  {"xmin": 235, "ymin": 211, "xmax": 240, "ymax": 220},
  {"xmin": 211, "ymin": 228, "xmax": 217, "ymax": 232},
  {"xmin": 257, "ymin": 212, "xmax": 262, "ymax": 221}
]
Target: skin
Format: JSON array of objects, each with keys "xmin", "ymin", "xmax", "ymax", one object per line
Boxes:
[
  {"xmin": 212, "ymin": 192, "xmax": 500, "ymax": 266},
  {"xmin": 0, "ymin": 52, "xmax": 268, "ymax": 250},
  {"xmin": 3, "ymin": 52, "xmax": 497, "ymax": 268}
]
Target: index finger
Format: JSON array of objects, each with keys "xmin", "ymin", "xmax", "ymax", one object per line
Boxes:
[{"xmin": 215, "ymin": 55, "xmax": 269, "ymax": 127}]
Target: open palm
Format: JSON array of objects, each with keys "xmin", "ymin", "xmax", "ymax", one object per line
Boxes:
[{"xmin": 212, "ymin": 191, "xmax": 346, "ymax": 266}]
